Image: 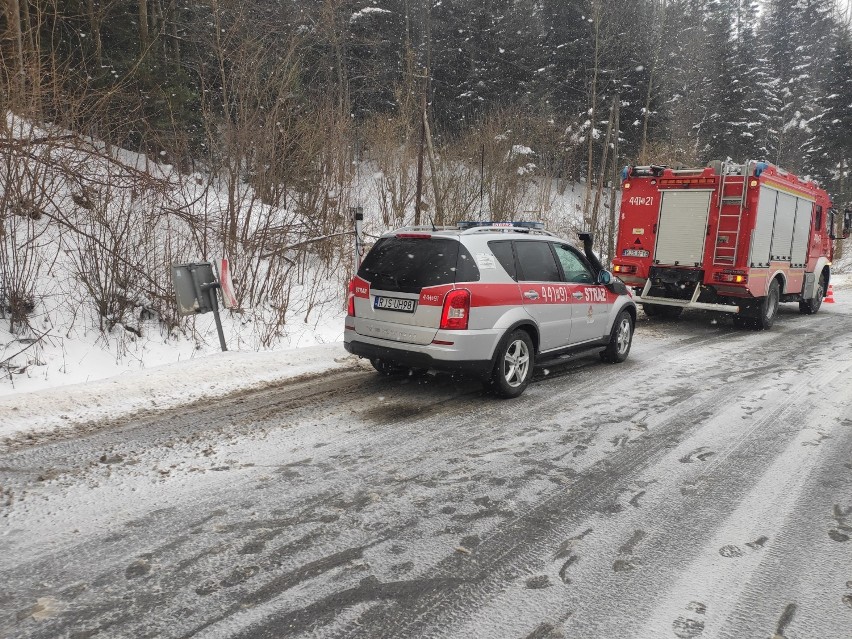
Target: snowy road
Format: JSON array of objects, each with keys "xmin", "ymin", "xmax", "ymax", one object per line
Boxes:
[{"xmin": 2, "ymin": 305, "xmax": 852, "ymax": 639}]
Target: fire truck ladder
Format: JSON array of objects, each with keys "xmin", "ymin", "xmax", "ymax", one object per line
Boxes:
[{"xmin": 712, "ymin": 162, "xmax": 748, "ymax": 266}]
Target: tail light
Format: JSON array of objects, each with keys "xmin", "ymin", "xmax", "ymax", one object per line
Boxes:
[
  {"xmin": 440, "ymin": 289, "xmax": 470, "ymax": 330},
  {"xmin": 713, "ymin": 271, "xmax": 748, "ymax": 284},
  {"xmin": 613, "ymin": 264, "xmax": 637, "ymax": 274},
  {"xmin": 347, "ymin": 279, "xmax": 356, "ymax": 316}
]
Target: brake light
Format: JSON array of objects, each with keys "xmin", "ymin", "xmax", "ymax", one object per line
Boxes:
[
  {"xmin": 613, "ymin": 264, "xmax": 637, "ymax": 274},
  {"xmin": 347, "ymin": 279, "xmax": 356, "ymax": 316},
  {"xmin": 396, "ymin": 233, "xmax": 432, "ymax": 239},
  {"xmin": 713, "ymin": 271, "xmax": 748, "ymax": 284},
  {"xmin": 440, "ymin": 289, "xmax": 470, "ymax": 330}
]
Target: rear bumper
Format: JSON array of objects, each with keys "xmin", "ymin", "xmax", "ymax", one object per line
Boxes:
[
  {"xmin": 637, "ymin": 295, "xmax": 741, "ymax": 313},
  {"xmin": 345, "ymin": 339, "xmax": 493, "ymax": 376},
  {"xmin": 638, "ymin": 279, "xmax": 741, "ymax": 313}
]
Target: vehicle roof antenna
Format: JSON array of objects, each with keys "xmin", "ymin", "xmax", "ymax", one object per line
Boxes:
[{"xmin": 428, "ymin": 213, "xmax": 437, "ymax": 232}]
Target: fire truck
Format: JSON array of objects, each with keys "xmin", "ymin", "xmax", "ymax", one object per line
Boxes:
[{"xmin": 612, "ymin": 160, "xmax": 851, "ymax": 329}]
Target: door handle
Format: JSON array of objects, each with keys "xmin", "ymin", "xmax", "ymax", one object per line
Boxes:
[
  {"xmin": 523, "ymin": 290, "xmax": 539, "ymax": 300},
  {"xmin": 572, "ymin": 292, "xmax": 584, "ymax": 299}
]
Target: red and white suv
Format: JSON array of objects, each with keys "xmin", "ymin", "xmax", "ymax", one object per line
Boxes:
[{"xmin": 344, "ymin": 222, "xmax": 637, "ymax": 397}]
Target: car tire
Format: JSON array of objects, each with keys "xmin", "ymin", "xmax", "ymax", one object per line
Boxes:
[
  {"xmin": 799, "ymin": 272, "xmax": 825, "ymax": 315},
  {"xmin": 370, "ymin": 358, "xmax": 405, "ymax": 376},
  {"xmin": 490, "ymin": 329, "xmax": 534, "ymax": 398},
  {"xmin": 600, "ymin": 309, "xmax": 634, "ymax": 363}
]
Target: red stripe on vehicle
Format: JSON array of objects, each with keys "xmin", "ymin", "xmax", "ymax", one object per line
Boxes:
[
  {"xmin": 418, "ymin": 282, "xmax": 616, "ymax": 307},
  {"xmin": 419, "ymin": 284, "xmax": 455, "ymax": 306}
]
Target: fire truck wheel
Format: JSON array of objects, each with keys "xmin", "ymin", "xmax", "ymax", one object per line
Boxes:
[
  {"xmin": 370, "ymin": 358, "xmax": 406, "ymax": 376},
  {"xmin": 755, "ymin": 279, "xmax": 781, "ymax": 329},
  {"xmin": 799, "ymin": 273, "xmax": 825, "ymax": 315},
  {"xmin": 734, "ymin": 279, "xmax": 780, "ymax": 330},
  {"xmin": 643, "ymin": 303, "xmax": 683, "ymax": 320},
  {"xmin": 490, "ymin": 329, "xmax": 534, "ymax": 398},
  {"xmin": 600, "ymin": 310, "xmax": 634, "ymax": 363}
]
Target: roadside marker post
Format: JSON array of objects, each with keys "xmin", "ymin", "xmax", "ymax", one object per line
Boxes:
[{"xmin": 171, "ymin": 262, "xmax": 231, "ymax": 352}]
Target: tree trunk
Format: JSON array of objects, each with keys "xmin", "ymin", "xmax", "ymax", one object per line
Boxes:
[
  {"xmin": 87, "ymin": 0, "xmax": 103, "ymax": 68},
  {"xmin": 583, "ymin": 2, "xmax": 602, "ymax": 224},
  {"xmin": 170, "ymin": 2, "xmax": 180, "ymax": 73},
  {"xmin": 139, "ymin": 0, "xmax": 149, "ymax": 57},
  {"xmin": 591, "ymin": 96, "xmax": 616, "ymax": 241},
  {"xmin": 607, "ymin": 99, "xmax": 621, "ymax": 266},
  {"xmin": 837, "ymin": 156, "xmax": 846, "ymax": 260},
  {"xmin": 640, "ymin": 1, "xmax": 665, "ymax": 164},
  {"xmin": 5, "ymin": 0, "xmax": 26, "ymax": 104},
  {"xmin": 414, "ymin": 91, "xmax": 426, "ymax": 226},
  {"xmin": 424, "ymin": 105, "xmax": 443, "ymax": 226}
]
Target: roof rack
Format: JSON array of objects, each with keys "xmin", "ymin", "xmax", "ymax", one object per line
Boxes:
[
  {"xmin": 385, "ymin": 221, "xmax": 557, "ymax": 237},
  {"xmin": 457, "ymin": 220, "xmax": 544, "ymax": 230},
  {"xmin": 457, "ymin": 220, "xmax": 557, "ymax": 236},
  {"xmin": 459, "ymin": 225, "xmax": 558, "ymax": 237},
  {"xmin": 386, "ymin": 225, "xmax": 458, "ymax": 234}
]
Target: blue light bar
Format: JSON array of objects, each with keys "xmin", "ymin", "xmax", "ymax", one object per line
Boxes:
[{"xmin": 457, "ymin": 221, "xmax": 545, "ymax": 230}]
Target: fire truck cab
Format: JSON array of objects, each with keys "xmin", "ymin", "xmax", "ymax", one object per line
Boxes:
[{"xmin": 612, "ymin": 160, "xmax": 850, "ymax": 329}]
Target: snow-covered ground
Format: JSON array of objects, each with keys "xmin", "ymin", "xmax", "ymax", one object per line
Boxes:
[
  {"xmin": 2, "ymin": 277, "xmax": 851, "ymax": 639},
  {"xmin": 1, "ymin": 277, "xmax": 848, "ymax": 446},
  {"xmin": 0, "ymin": 341, "xmax": 360, "ymax": 443}
]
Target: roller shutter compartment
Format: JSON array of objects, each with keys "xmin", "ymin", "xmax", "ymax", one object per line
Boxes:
[{"xmin": 654, "ymin": 190, "xmax": 713, "ymax": 267}]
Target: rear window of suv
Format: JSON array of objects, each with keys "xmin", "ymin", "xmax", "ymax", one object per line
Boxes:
[{"xmin": 358, "ymin": 237, "xmax": 480, "ymax": 293}]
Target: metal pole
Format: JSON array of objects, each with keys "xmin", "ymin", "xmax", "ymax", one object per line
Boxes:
[{"xmin": 202, "ymin": 283, "xmax": 227, "ymax": 352}]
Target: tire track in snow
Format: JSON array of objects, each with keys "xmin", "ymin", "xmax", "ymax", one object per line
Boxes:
[
  {"xmin": 301, "ymin": 312, "xmax": 852, "ymax": 639},
  {"xmin": 2, "ymin": 310, "xmax": 848, "ymax": 638}
]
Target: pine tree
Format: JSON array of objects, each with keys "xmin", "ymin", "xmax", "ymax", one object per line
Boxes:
[
  {"xmin": 760, "ymin": 0, "xmax": 834, "ymax": 172},
  {"xmin": 805, "ymin": 22, "xmax": 852, "ymax": 197},
  {"xmin": 654, "ymin": 0, "xmax": 709, "ymax": 162},
  {"xmin": 701, "ymin": 0, "xmax": 771, "ymax": 163},
  {"xmin": 698, "ymin": 0, "xmax": 737, "ymax": 161}
]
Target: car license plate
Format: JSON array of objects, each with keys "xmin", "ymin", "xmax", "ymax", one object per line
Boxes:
[
  {"xmin": 374, "ymin": 296, "xmax": 416, "ymax": 313},
  {"xmin": 622, "ymin": 248, "xmax": 650, "ymax": 258}
]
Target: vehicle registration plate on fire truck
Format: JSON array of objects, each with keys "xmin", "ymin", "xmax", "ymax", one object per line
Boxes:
[{"xmin": 622, "ymin": 248, "xmax": 650, "ymax": 257}]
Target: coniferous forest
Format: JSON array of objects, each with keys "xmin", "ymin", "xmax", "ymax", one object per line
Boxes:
[{"xmin": 2, "ymin": 1, "xmax": 851, "ymax": 185}]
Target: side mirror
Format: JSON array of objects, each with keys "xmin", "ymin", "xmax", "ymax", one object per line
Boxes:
[
  {"xmin": 844, "ymin": 209, "xmax": 852, "ymax": 239},
  {"xmin": 597, "ymin": 270, "xmax": 613, "ymax": 285}
]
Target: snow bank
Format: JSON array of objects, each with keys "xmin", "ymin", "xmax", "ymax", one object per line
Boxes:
[{"xmin": 0, "ymin": 343, "xmax": 359, "ymax": 443}]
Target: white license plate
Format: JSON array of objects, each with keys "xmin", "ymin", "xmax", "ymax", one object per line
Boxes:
[
  {"xmin": 622, "ymin": 249, "xmax": 650, "ymax": 257},
  {"xmin": 374, "ymin": 296, "xmax": 416, "ymax": 313}
]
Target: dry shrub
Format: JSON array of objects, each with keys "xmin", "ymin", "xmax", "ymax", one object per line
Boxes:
[{"xmin": 362, "ymin": 114, "xmax": 418, "ymax": 227}]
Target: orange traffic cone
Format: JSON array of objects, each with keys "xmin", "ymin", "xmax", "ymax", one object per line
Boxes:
[{"xmin": 825, "ymin": 284, "xmax": 835, "ymax": 304}]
